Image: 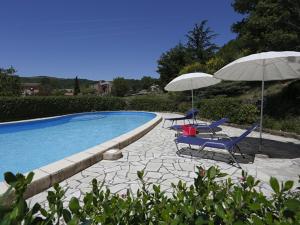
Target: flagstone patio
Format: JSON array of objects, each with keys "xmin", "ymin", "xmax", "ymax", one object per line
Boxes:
[{"xmin": 28, "ymin": 113, "xmax": 300, "ymax": 207}]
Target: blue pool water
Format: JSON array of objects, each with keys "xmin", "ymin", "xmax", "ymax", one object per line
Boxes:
[{"xmin": 0, "ymin": 112, "xmax": 155, "ymax": 181}]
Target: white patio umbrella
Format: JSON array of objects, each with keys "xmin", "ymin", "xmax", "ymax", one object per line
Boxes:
[
  {"xmin": 214, "ymin": 51, "xmax": 300, "ymax": 150},
  {"xmin": 164, "ymin": 72, "xmax": 221, "ymax": 110}
]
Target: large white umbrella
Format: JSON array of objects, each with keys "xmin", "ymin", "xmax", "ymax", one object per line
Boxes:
[
  {"xmin": 215, "ymin": 51, "xmax": 300, "ymax": 149},
  {"xmin": 164, "ymin": 72, "xmax": 221, "ymax": 110}
]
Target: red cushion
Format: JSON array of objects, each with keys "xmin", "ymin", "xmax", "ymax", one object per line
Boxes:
[{"xmin": 182, "ymin": 125, "xmax": 196, "ymax": 136}]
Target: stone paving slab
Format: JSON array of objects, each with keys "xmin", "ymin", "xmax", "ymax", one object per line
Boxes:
[{"xmin": 28, "ymin": 113, "xmax": 300, "ymax": 207}]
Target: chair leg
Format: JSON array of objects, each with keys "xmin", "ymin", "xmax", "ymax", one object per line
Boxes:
[
  {"xmin": 175, "ymin": 140, "xmax": 182, "ymax": 157},
  {"xmin": 162, "ymin": 119, "xmax": 166, "ymax": 128},
  {"xmin": 198, "ymin": 145, "xmax": 205, "ymax": 152},
  {"xmin": 209, "ymin": 127, "xmax": 216, "ymax": 136},
  {"xmin": 228, "ymin": 148, "xmax": 241, "ymax": 169},
  {"xmin": 235, "ymin": 145, "xmax": 245, "ymax": 159},
  {"xmin": 175, "ymin": 141, "xmax": 179, "ymax": 151}
]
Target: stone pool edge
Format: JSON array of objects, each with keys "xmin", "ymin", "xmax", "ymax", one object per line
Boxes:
[{"xmin": 0, "ymin": 112, "xmax": 162, "ymax": 199}]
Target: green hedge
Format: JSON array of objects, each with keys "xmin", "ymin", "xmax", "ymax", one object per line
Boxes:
[
  {"xmin": 126, "ymin": 96, "xmax": 177, "ymax": 112},
  {"xmin": 197, "ymin": 97, "xmax": 259, "ymax": 124},
  {"xmin": 0, "ymin": 95, "xmax": 262, "ymax": 127},
  {"xmin": 0, "ymin": 96, "xmax": 126, "ymax": 122},
  {"xmin": 1, "ymin": 167, "xmax": 300, "ymax": 224},
  {"xmin": 0, "ymin": 96, "xmax": 259, "ymax": 125}
]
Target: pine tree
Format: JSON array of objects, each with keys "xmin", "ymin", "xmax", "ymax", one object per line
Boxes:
[
  {"xmin": 186, "ymin": 20, "xmax": 218, "ymax": 63},
  {"xmin": 74, "ymin": 76, "xmax": 80, "ymax": 95}
]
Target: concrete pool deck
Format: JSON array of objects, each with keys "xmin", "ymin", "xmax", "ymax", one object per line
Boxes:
[{"xmin": 28, "ymin": 112, "xmax": 300, "ymax": 206}]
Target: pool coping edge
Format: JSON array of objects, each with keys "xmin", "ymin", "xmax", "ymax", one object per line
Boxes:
[{"xmin": 0, "ymin": 112, "xmax": 162, "ymax": 199}]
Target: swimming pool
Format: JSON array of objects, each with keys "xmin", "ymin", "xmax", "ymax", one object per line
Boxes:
[{"xmin": 0, "ymin": 111, "xmax": 156, "ymax": 180}]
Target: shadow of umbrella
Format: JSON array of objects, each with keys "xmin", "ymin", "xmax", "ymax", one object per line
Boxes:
[
  {"xmin": 239, "ymin": 137, "xmax": 300, "ymax": 159},
  {"xmin": 176, "ymin": 147, "xmax": 254, "ymax": 167},
  {"xmin": 175, "ymin": 135, "xmax": 300, "ymax": 167}
]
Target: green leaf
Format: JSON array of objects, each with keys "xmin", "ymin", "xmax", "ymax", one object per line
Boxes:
[
  {"xmin": 283, "ymin": 180, "xmax": 294, "ymax": 191},
  {"xmin": 31, "ymin": 203, "xmax": 41, "ymax": 214},
  {"xmin": 67, "ymin": 217, "xmax": 80, "ymax": 225},
  {"xmin": 40, "ymin": 208, "xmax": 48, "ymax": 217},
  {"xmin": 251, "ymin": 215, "xmax": 264, "ymax": 225},
  {"xmin": 207, "ymin": 167, "xmax": 216, "ymax": 179},
  {"xmin": 63, "ymin": 209, "xmax": 72, "ymax": 223},
  {"xmin": 25, "ymin": 172, "xmax": 34, "ymax": 184},
  {"xmin": 69, "ymin": 197, "xmax": 80, "ymax": 213},
  {"xmin": 270, "ymin": 177, "xmax": 280, "ymax": 194},
  {"xmin": 4, "ymin": 172, "xmax": 17, "ymax": 185},
  {"xmin": 215, "ymin": 204, "xmax": 225, "ymax": 219},
  {"xmin": 137, "ymin": 170, "xmax": 144, "ymax": 180},
  {"xmin": 246, "ymin": 176, "xmax": 254, "ymax": 187},
  {"xmin": 285, "ymin": 199, "xmax": 300, "ymax": 212}
]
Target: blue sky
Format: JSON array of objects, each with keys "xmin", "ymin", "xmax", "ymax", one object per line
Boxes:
[{"xmin": 0, "ymin": 0, "xmax": 242, "ymax": 80}]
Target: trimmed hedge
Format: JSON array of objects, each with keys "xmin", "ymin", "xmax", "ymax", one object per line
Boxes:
[
  {"xmin": 126, "ymin": 96, "xmax": 177, "ymax": 112},
  {"xmin": 198, "ymin": 97, "xmax": 258, "ymax": 124},
  {"xmin": 0, "ymin": 96, "xmax": 126, "ymax": 122},
  {"xmin": 0, "ymin": 96, "xmax": 259, "ymax": 125}
]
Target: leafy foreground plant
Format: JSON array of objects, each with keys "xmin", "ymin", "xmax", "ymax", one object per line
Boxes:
[{"xmin": 0, "ymin": 167, "xmax": 299, "ymax": 225}]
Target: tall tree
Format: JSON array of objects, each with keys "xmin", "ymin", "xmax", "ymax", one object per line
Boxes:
[
  {"xmin": 186, "ymin": 20, "xmax": 218, "ymax": 63},
  {"xmin": 0, "ymin": 66, "xmax": 21, "ymax": 96},
  {"xmin": 111, "ymin": 77, "xmax": 129, "ymax": 97},
  {"xmin": 157, "ymin": 43, "xmax": 193, "ymax": 88},
  {"xmin": 232, "ymin": 0, "xmax": 300, "ymax": 52},
  {"xmin": 74, "ymin": 76, "xmax": 80, "ymax": 95}
]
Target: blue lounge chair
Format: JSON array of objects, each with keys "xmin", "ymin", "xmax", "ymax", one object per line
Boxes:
[
  {"xmin": 174, "ymin": 124, "xmax": 258, "ymax": 168},
  {"xmin": 171, "ymin": 117, "xmax": 229, "ymax": 135},
  {"xmin": 162, "ymin": 109, "xmax": 199, "ymax": 128}
]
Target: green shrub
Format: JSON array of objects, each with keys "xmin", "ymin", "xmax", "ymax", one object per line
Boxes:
[
  {"xmin": 1, "ymin": 167, "xmax": 299, "ymax": 224},
  {"xmin": 0, "ymin": 96, "xmax": 126, "ymax": 122},
  {"xmin": 177, "ymin": 102, "xmax": 191, "ymax": 113},
  {"xmin": 235, "ymin": 103, "xmax": 259, "ymax": 124},
  {"xmin": 197, "ymin": 97, "xmax": 258, "ymax": 124},
  {"xmin": 126, "ymin": 95, "xmax": 177, "ymax": 112},
  {"xmin": 265, "ymin": 80, "xmax": 300, "ymax": 118},
  {"xmin": 264, "ymin": 116, "xmax": 300, "ymax": 134}
]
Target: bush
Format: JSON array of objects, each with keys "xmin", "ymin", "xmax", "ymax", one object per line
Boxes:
[
  {"xmin": 265, "ymin": 80, "xmax": 300, "ymax": 118},
  {"xmin": 198, "ymin": 97, "xmax": 259, "ymax": 124},
  {"xmin": 1, "ymin": 167, "xmax": 299, "ymax": 224},
  {"xmin": 177, "ymin": 102, "xmax": 191, "ymax": 113},
  {"xmin": 264, "ymin": 116, "xmax": 300, "ymax": 134},
  {"xmin": 0, "ymin": 96, "xmax": 126, "ymax": 122},
  {"xmin": 126, "ymin": 95, "xmax": 177, "ymax": 112}
]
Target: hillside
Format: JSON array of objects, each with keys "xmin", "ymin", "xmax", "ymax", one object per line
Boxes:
[{"xmin": 19, "ymin": 76, "xmax": 97, "ymax": 89}]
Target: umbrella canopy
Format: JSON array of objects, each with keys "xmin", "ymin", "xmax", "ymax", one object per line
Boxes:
[
  {"xmin": 214, "ymin": 51, "xmax": 300, "ymax": 150},
  {"xmin": 165, "ymin": 72, "xmax": 220, "ymax": 110},
  {"xmin": 215, "ymin": 51, "xmax": 300, "ymax": 81},
  {"xmin": 165, "ymin": 72, "xmax": 220, "ymax": 91}
]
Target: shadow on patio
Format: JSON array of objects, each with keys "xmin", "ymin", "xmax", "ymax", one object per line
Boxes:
[
  {"xmin": 239, "ymin": 137, "xmax": 300, "ymax": 159},
  {"xmin": 175, "ymin": 136, "xmax": 300, "ymax": 167}
]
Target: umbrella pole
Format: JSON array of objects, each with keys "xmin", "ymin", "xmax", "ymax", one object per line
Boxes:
[
  {"xmin": 192, "ymin": 89, "xmax": 194, "ymax": 123},
  {"xmin": 259, "ymin": 61, "xmax": 265, "ymax": 152},
  {"xmin": 192, "ymin": 89, "xmax": 194, "ymax": 110}
]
